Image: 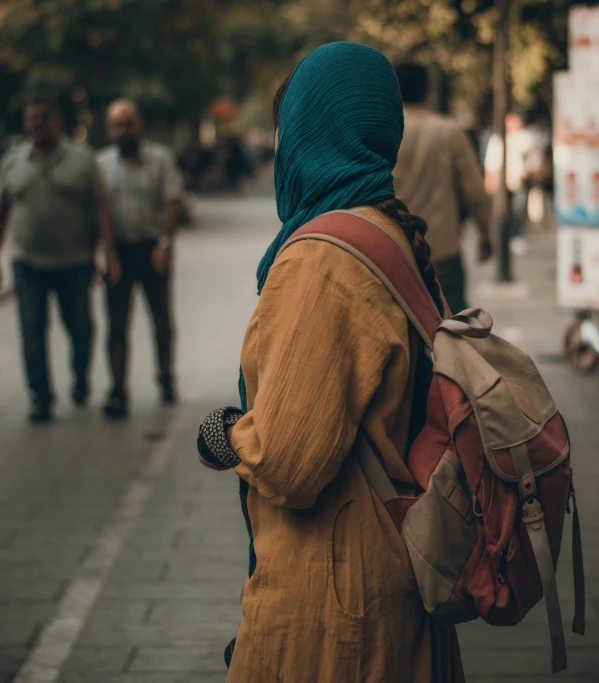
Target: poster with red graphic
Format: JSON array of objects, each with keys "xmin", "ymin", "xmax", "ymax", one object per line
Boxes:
[{"xmin": 555, "ymin": 6, "xmax": 599, "ymax": 308}]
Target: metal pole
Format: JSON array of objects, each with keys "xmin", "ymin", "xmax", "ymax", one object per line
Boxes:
[{"xmin": 493, "ymin": 0, "xmax": 512, "ymax": 282}]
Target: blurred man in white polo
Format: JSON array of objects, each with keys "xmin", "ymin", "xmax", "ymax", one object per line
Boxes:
[
  {"xmin": 484, "ymin": 112, "xmax": 535, "ymax": 255},
  {"xmin": 97, "ymin": 99, "xmax": 183, "ymax": 418}
]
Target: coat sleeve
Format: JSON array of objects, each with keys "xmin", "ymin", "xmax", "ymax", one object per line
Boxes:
[{"xmin": 229, "ymin": 244, "xmax": 402, "ymax": 509}]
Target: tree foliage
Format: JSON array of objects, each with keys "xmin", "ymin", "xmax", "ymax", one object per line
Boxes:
[
  {"xmin": 0, "ymin": 0, "xmax": 579, "ymax": 133},
  {"xmin": 288, "ymin": 0, "xmax": 577, "ymax": 113},
  {"xmin": 0, "ymin": 0, "xmax": 225, "ymax": 123}
]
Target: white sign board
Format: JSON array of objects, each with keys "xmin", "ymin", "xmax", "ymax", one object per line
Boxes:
[
  {"xmin": 553, "ymin": 73, "xmax": 599, "ymax": 226},
  {"xmin": 557, "ymin": 226, "xmax": 599, "ymax": 308},
  {"xmin": 555, "ymin": 41, "xmax": 599, "ymax": 308},
  {"xmin": 569, "ymin": 5, "xmax": 599, "ymax": 72}
]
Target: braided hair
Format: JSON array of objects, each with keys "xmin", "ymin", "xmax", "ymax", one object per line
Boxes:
[
  {"xmin": 376, "ymin": 198, "xmax": 445, "ymax": 316},
  {"xmin": 272, "ymin": 76, "xmax": 444, "ymax": 318}
]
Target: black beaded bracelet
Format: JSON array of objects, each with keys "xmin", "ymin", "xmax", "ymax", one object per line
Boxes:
[{"xmin": 197, "ymin": 406, "xmax": 243, "ymax": 468}]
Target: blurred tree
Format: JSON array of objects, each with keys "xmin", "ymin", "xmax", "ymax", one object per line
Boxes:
[
  {"xmin": 0, "ymin": 0, "xmax": 223, "ymax": 137},
  {"xmin": 0, "ymin": 0, "xmax": 581, "ymax": 140},
  {"xmin": 349, "ymin": 0, "xmax": 577, "ymax": 114},
  {"xmin": 264, "ymin": 0, "xmax": 576, "ymax": 117}
]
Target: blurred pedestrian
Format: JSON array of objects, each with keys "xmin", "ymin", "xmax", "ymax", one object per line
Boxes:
[
  {"xmin": 484, "ymin": 112, "xmax": 535, "ymax": 255},
  {"xmin": 0, "ymin": 94, "xmax": 120, "ymax": 423},
  {"xmin": 526, "ymin": 112, "xmax": 553, "ymax": 225},
  {"xmin": 197, "ymin": 44, "xmax": 464, "ymax": 683},
  {"xmin": 393, "ymin": 63, "xmax": 492, "ymax": 315},
  {"xmin": 225, "ymin": 135, "xmax": 253, "ymax": 191},
  {"xmin": 97, "ymin": 99, "xmax": 183, "ymax": 418}
]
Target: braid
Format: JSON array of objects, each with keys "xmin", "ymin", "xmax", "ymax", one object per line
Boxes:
[{"xmin": 376, "ymin": 198, "xmax": 445, "ymax": 317}]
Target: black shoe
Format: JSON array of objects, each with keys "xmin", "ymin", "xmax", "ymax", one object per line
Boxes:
[
  {"xmin": 72, "ymin": 379, "xmax": 88, "ymax": 407},
  {"xmin": 162, "ymin": 385, "xmax": 178, "ymax": 405},
  {"xmin": 29, "ymin": 402, "xmax": 53, "ymax": 424},
  {"xmin": 102, "ymin": 391, "xmax": 127, "ymax": 419},
  {"xmin": 161, "ymin": 379, "xmax": 177, "ymax": 405}
]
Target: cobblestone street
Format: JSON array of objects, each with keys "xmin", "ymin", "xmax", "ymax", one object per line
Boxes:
[{"xmin": 0, "ymin": 195, "xmax": 597, "ymax": 682}]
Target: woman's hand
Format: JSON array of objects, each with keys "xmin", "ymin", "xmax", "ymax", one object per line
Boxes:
[
  {"xmin": 106, "ymin": 249, "xmax": 122, "ymax": 286},
  {"xmin": 152, "ymin": 244, "xmax": 170, "ymax": 274}
]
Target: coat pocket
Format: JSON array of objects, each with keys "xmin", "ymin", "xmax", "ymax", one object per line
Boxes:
[{"xmin": 326, "ymin": 500, "xmax": 365, "ymax": 651}]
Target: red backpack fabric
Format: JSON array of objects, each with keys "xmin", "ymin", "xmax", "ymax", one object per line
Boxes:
[{"xmin": 281, "ymin": 209, "xmax": 585, "ymax": 674}]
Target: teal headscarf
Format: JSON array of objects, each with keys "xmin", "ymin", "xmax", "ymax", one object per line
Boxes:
[
  {"xmin": 238, "ymin": 43, "xmax": 404, "ymax": 577},
  {"xmin": 256, "ymin": 41, "xmax": 404, "ymax": 293}
]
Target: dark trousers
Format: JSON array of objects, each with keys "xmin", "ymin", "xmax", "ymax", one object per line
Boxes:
[
  {"xmin": 106, "ymin": 240, "xmax": 173, "ymax": 395},
  {"xmin": 511, "ymin": 188, "xmax": 529, "ymax": 239},
  {"xmin": 435, "ymin": 253, "xmax": 468, "ymax": 316},
  {"xmin": 12, "ymin": 262, "xmax": 94, "ymax": 406}
]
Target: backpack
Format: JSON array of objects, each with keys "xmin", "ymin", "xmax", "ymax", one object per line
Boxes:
[{"xmin": 282, "ymin": 208, "xmax": 585, "ymax": 674}]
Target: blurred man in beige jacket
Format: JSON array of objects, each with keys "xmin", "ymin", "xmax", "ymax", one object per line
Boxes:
[{"xmin": 393, "ymin": 63, "xmax": 492, "ymax": 313}]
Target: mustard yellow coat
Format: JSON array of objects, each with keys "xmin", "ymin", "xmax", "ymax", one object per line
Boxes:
[{"xmin": 228, "ymin": 208, "xmax": 465, "ymax": 682}]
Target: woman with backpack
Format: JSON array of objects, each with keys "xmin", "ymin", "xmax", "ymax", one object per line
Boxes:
[{"xmin": 197, "ymin": 42, "xmax": 465, "ymax": 682}]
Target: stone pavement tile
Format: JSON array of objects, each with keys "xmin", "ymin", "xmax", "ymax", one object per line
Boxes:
[
  {"xmin": 467, "ymin": 677, "xmax": 592, "ymax": 682},
  {"xmin": 497, "ymin": 599, "xmax": 598, "ymax": 625},
  {"xmin": 148, "ymin": 600, "xmax": 241, "ymax": 627},
  {"xmin": 164, "ymin": 532, "xmax": 250, "ymax": 549},
  {"xmin": 458, "ymin": 618, "xmax": 598, "ymax": 651},
  {"xmin": 0, "ymin": 577, "xmax": 66, "ymax": 601},
  {"xmin": 77, "ymin": 618, "xmax": 237, "ymax": 647},
  {"xmin": 111, "ymin": 546, "xmax": 246, "ymax": 582},
  {"xmin": 5, "ymin": 532, "xmax": 99, "ymax": 554},
  {"xmin": 165, "ymin": 558, "xmax": 246, "ymax": 581},
  {"xmin": 134, "ymin": 506, "xmax": 246, "ymax": 531},
  {"xmin": 0, "ymin": 521, "xmax": 103, "ymax": 544},
  {"xmin": 0, "ymin": 646, "xmax": 29, "ymax": 672},
  {"xmin": 175, "ymin": 520, "xmax": 249, "ymax": 543},
  {"xmin": 108, "ymin": 531, "xmax": 192, "ymax": 552},
  {"xmin": 0, "ymin": 618, "xmax": 41, "ymax": 647},
  {"xmin": 89, "ymin": 599, "xmax": 153, "ymax": 624},
  {"xmin": 102, "ymin": 579, "xmax": 244, "ymax": 601},
  {"xmin": 0, "ymin": 500, "xmax": 40, "ymax": 520},
  {"xmin": 60, "ymin": 646, "xmax": 133, "ymax": 674},
  {"xmin": 129, "ymin": 646, "xmax": 227, "ymax": 673},
  {"xmin": 0, "ymin": 602, "xmax": 56, "ymax": 623},
  {"xmin": 109, "ymin": 558, "xmax": 166, "ymax": 580},
  {"xmin": 58, "ymin": 675, "xmax": 225, "ymax": 683},
  {"xmin": 462, "ymin": 646, "xmax": 599, "ymax": 678},
  {"xmin": 0, "ymin": 561, "xmax": 81, "ymax": 581}
]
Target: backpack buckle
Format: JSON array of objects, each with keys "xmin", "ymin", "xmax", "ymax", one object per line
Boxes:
[
  {"xmin": 519, "ymin": 474, "xmax": 544, "ymax": 530},
  {"xmin": 522, "ymin": 494, "xmax": 544, "ymax": 530}
]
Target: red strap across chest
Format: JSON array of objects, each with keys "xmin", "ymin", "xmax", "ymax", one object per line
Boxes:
[{"xmin": 281, "ymin": 210, "xmax": 442, "ymax": 348}]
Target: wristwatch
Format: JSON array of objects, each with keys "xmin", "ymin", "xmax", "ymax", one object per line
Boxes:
[{"xmin": 158, "ymin": 235, "xmax": 172, "ymax": 249}]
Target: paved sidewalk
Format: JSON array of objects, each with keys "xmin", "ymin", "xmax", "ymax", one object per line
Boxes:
[{"xmin": 0, "ymin": 198, "xmax": 597, "ymax": 682}]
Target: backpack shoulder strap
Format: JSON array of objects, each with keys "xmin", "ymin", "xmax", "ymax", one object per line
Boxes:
[{"xmin": 278, "ymin": 209, "xmax": 442, "ymax": 349}]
